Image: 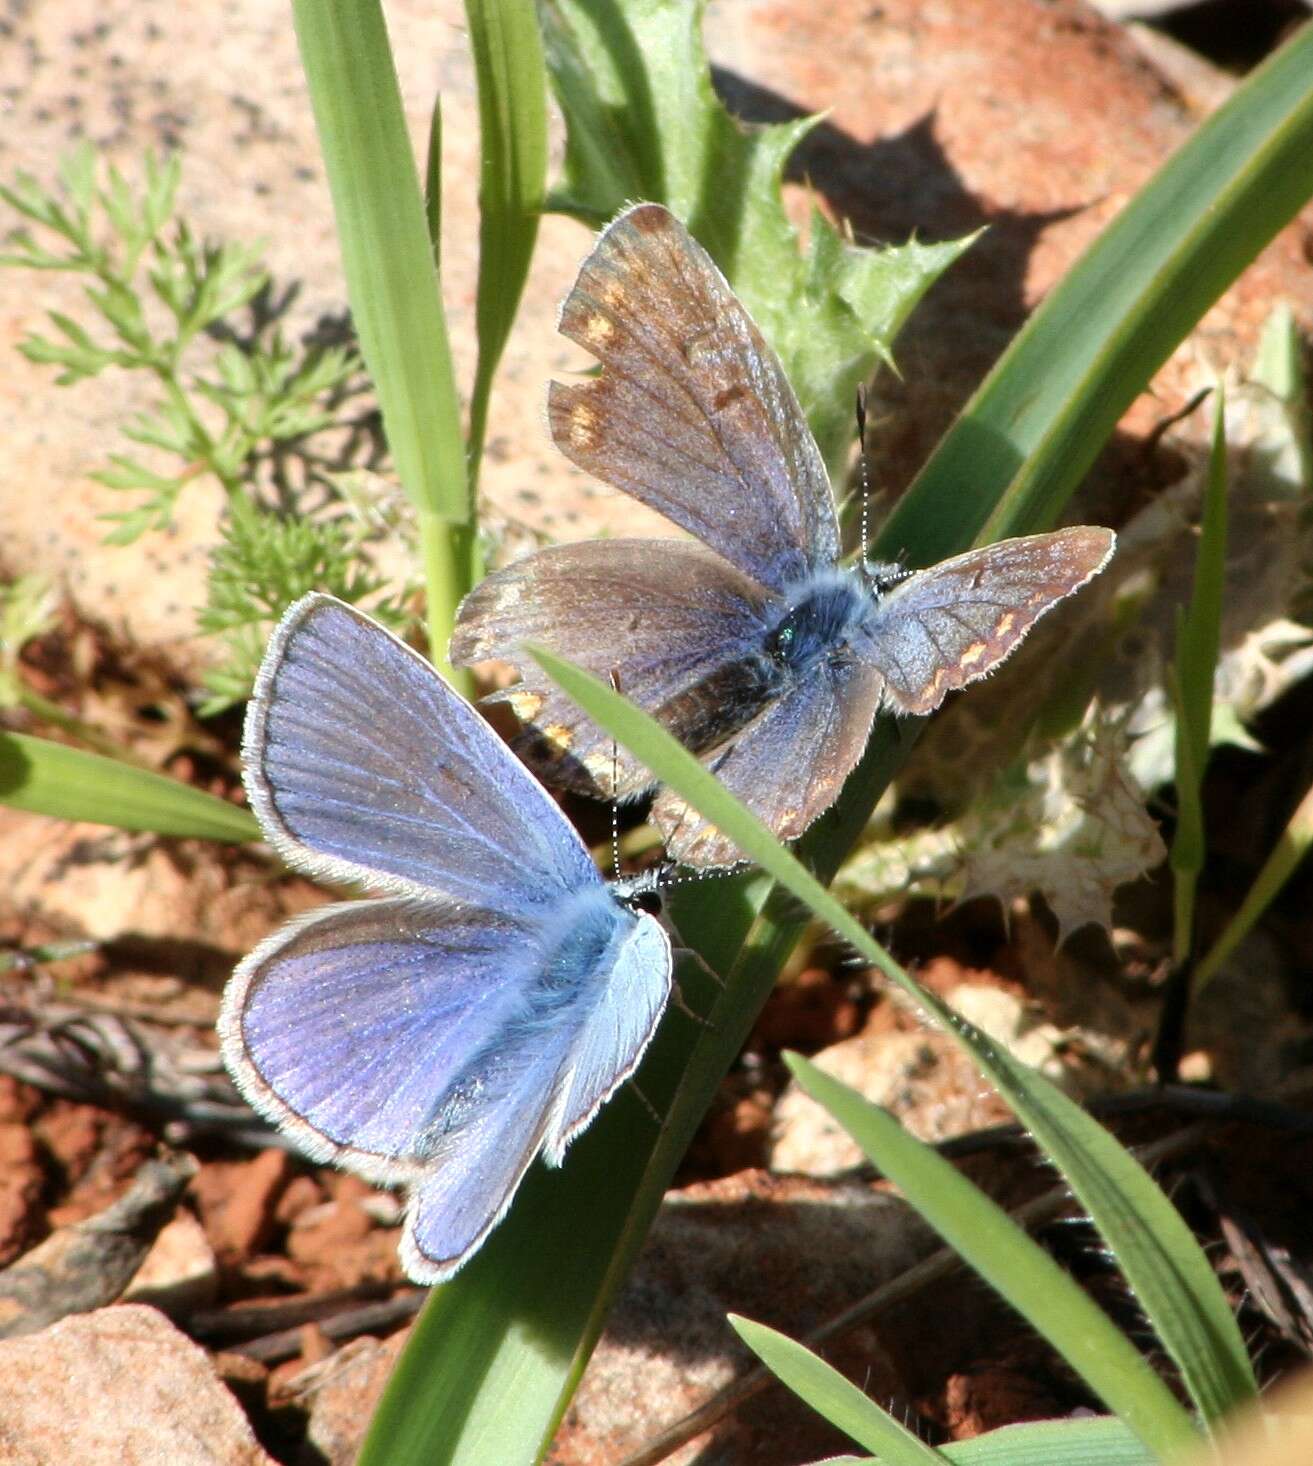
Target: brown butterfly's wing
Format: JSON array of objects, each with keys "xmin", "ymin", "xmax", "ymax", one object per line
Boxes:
[
  {"xmin": 549, "ymin": 203, "xmax": 840, "ymax": 593},
  {"xmin": 451, "ymin": 537, "xmax": 778, "ymax": 798},
  {"xmin": 863, "ymin": 527, "xmax": 1115, "ymax": 715},
  {"xmin": 653, "ymin": 660, "xmax": 886, "ymax": 870}
]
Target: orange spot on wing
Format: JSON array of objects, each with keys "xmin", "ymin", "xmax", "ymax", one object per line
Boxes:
[
  {"xmin": 582, "ymin": 311, "xmax": 616, "ymax": 347},
  {"xmin": 508, "ymin": 690, "xmax": 545, "ymax": 722},
  {"xmin": 567, "ymin": 402, "xmax": 599, "ymax": 449}
]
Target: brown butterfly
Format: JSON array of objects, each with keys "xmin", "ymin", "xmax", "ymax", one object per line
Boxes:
[{"xmin": 453, "ymin": 204, "xmax": 1114, "ymax": 868}]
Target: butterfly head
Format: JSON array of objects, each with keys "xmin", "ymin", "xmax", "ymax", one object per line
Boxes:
[
  {"xmin": 611, "ymin": 868, "xmax": 665, "ymax": 919},
  {"xmin": 767, "ymin": 567, "xmax": 875, "ymax": 676}
]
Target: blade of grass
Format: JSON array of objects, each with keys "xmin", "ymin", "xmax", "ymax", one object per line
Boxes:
[
  {"xmin": 784, "ymin": 1057, "xmax": 1188, "ymax": 1458},
  {"xmin": 0, "ymin": 730, "xmax": 258, "ymax": 841},
  {"xmin": 533, "ymin": 649, "xmax": 1252, "ymax": 1437},
  {"xmin": 291, "ymin": 0, "xmax": 476, "ymax": 683},
  {"xmin": 1170, "ymin": 394, "xmax": 1229, "ymax": 967},
  {"xmin": 942, "ymin": 1416, "xmax": 1157, "ymax": 1465},
  {"xmin": 463, "ymin": 0, "xmax": 548, "ymax": 487},
  {"xmin": 1194, "ymin": 774, "xmax": 1313, "ymax": 992},
  {"xmin": 730, "ymin": 1315, "xmax": 946, "ymax": 1464}
]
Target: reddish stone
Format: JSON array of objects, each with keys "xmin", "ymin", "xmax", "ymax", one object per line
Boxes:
[
  {"xmin": 0, "ymin": 1076, "xmax": 41, "ymax": 1125},
  {"xmin": 191, "ymin": 1150, "xmax": 293, "ymax": 1265},
  {"xmin": 0, "ymin": 1123, "xmax": 46, "ymax": 1266}
]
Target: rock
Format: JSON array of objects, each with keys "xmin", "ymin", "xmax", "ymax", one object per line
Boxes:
[
  {"xmin": 704, "ymin": 0, "xmax": 1312, "ymax": 511},
  {"xmin": 0, "ymin": 1124, "xmax": 46, "ymax": 1267},
  {"xmin": 770, "ymin": 1020, "xmax": 1008, "ymax": 1177},
  {"xmin": 0, "ymin": 1150, "xmax": 196, "ymax": 1338},
  {"xmin": 190, "ymin": 1148, "xmax": 292, "ymax": 1266},
  {"xmin": 123, "ymin": 1209, "xmax": 220, "ymax": 1317},
  {"xmin": 553, "ymin": 1170, "xmax": 937, "ymax": 1464},
  {"xmin": 284, "ymin": 1174, "xmax": 404, "ymax": 1291},
  {"xmin": 286, "ymin": 1332, "xmax": 411, "ymax": 1466},
  {"xmin": 0, "ymin": 1304, "xmax": 274, "ymax": 1465}
]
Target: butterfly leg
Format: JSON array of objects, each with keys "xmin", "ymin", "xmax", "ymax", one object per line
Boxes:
[
  {"xmin": 674, "ymin": 943, "xmax": 725, "ymax": 990},
  {"xmin": 626, "ymin": 1079, "xmax": 664, "ymax": 1127},
  {"xmin": 668, "ymin": 978, "xmax": 718, "ymax": 1031}
]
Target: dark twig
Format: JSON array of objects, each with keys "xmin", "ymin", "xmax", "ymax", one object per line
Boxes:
[
  {"xmin": 189, "ymin": 1282, "xmax": 395, "ymax": 1345},
  {"xmin": 0, "ymin": 987, "xmax": 295, "ymax": 1150},
  {"xmin": 227, "ymin": 1291, "xmax": 426, "ymax": 1364}
]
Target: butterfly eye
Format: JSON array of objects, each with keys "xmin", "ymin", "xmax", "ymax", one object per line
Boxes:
[
  {"xmin": 768, "ymin": 617, "xmax": 797, "ymax": 659},
  {"xmin": 629, "ymin": 888, "xmax": 664, "ymax": 917}
]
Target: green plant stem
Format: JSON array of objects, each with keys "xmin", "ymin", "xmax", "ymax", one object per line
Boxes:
[
  {"xmin": 16, "ymin": 688, "xmax": 157, "ymax": 771},
  {"xmin": 419, "ymin": 509, "xmax": 479, "ymax": 691},
  {"xmin": 1194, "ymin": 775, "xmax": 1313, "ymax": 992},
  {"xmin": 1173, "ymin": 874, "xmax": 1195, "ymax": 971},
  {"xmin": 292, "ymin": 0, "xmax": 476, "ymax": 675}
]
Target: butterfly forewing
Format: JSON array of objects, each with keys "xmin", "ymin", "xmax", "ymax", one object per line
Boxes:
[
  {"xmin": 549, "ymin": 203, "xmax": 840, "ymax": 592},
  {"xmin": 453, "ymin": 537, "xmax": 777, "ymax": 797},
  {"xmin": 865, "ymin": 527, "xmax": 1115, "ymax": 715},
  {"xmin": 247, "ymin": 596, "xmax": 599, "ymax": 910}
]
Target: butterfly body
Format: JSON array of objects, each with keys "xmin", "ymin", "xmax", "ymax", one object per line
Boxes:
[
  {"xmin": 453, "ymin": 203, "xmax": 1116, "ymax": 867},
  {"xmin": 221, "ymin": 594, "xmax": 672, "ymax": 1283},
  {"xmin": 654, "ymin": 568, "xmax": 876, "ymax": 758}
]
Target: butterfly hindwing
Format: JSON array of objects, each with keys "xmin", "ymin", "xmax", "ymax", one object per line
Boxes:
[
  {"xmin": 549, "ymin": 203, "xmax": 840, "ymax": 592},
  {"xmin": 863, "ymin": 527, "xmax": 1116, "ymax": 715},
  {"xmin": 220, "ymin": 896, "xmax": 538, "ymax": 1186},
  {"xmin": 652, "ymin": 659, "xmax": 886, "ymax": 869},
  {"xmin": 452, "ymin": 537, "xmax": 778, "ymax": 797},
  {"xmin": 547, "ymin": 913, "xmax": 672, "ymax": 1160}
]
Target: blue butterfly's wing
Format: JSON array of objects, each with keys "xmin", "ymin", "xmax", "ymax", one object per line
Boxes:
[
  {"xmin": 863, "ymin": 527, "xmax": 1116, "ymax": 715},
  {"xmin": 220, "ymin": 896, "xmax": 536, "ymax": 1181},
  {"xmin": 546, "ymin": 914, "xmax": 672, "ymax": 1160},
  {"xmin": 227, "ymin": 595, "xmax": 677, "ymax": 1282},
  {"xmin": 549, "ymin": 203, "xmax": 840, "ymax": 592},
  {"xmin": 245, "ymin": 593, "xmax": 599, "ymax": 909},
  {"xmin": 652, "ymin": 662, "xmax": 886, "ymax": 869},
  {"xmin": 403, "ymin": 905, "xmax": 672, "ymax": 1280},
  {"xmin": 452, "ymin": 537, "xmax": 777, "ymax": 797},
  {"xmin": 222, "ymin": 889, "xmax": 673, "ymax": 1284}
]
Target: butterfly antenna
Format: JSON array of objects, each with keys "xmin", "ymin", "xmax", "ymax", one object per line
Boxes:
[
  {"xmin": 608, "ymin": 668, "xmax": 623, "ymax": 879},
  {"xmin": 856, "ymin": 386, "xmax": 871, "ymax": 561}
]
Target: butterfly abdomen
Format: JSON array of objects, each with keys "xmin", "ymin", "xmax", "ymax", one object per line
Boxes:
[{"xmin": 653, "ymin": 654, "xmax": 786, "ymax": 755}]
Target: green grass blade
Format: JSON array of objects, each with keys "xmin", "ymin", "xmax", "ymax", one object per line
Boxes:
[
  {"xmin": 0, "ymin": 731, "xmax": 257, "ymax": 841},
  {"xmin": 785, "ymin": 1057, "xmax": 1190, "ymax": 1460},
  {"xmin": 941, "ymin": 1417, "xmax": 1156, "ymax": 1465},
  {"xmin": 729, "ymin": 1315, "xmax": 946, "ymax": 1464},
  {"xmin": 533, "ymin": 650, "xmax": 1251, "ymax": 1438},
  {"xmin": 1171, "ymin": 395, "xmax": 1229, "ymax": 963},
  {"xmin": 878, "ymin": 22, "xmax": 1313, "ymax": 564},
  {"xmin": 1195, "ymin": 773, "xmax": 1313, "ymax": 992},
  {"xmin": 811, "ymin": 1415, "xmax": 1159, "ymax": 1466},
  {"xmin": 291, "ymin": 0, "xmax": 475, "ymax": 680},
  {"xmin": 463, "ymin": 0, "xmax": 548, "ymax": 487}
]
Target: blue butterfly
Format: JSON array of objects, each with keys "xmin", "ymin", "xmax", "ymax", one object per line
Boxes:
[
  {"xmin": 219, "ymin": 594, "xmax": 672, "ymax": 1284},
  {"xmin": 452, "ymin": 204, "xmax": 1115, "ymax": 868}
]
